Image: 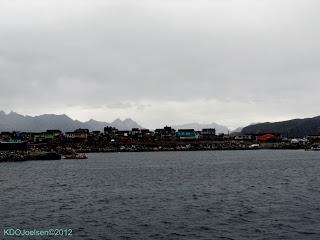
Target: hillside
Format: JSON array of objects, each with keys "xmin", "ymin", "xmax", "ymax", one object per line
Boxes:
[{"xmin": 241, "ymin": 116, "xmax": 320, "ymax": 137}]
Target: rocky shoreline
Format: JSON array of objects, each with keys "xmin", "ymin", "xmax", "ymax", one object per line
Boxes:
[
  {"xmin": 0, "ymin": 140, "xmax": 312, "ymax": 162},
  {"xmin": 61, "ymin": 141, "xmax": 305, "ymax": 153}
]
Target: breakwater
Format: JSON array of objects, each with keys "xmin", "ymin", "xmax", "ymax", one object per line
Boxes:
[
  {"xmin": 0, "ymin": 151, "xmax": 61, "ymax": 162},
  {"xmin": 0, "ymin": 139, "xmax": 312, "ymax": 162},
  {"xmin": 60, "ymin": 141, "xmax": 304, "ymax": 153}
]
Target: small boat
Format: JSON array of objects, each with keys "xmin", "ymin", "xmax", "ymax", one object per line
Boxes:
[
  {"xmin": 306, "ymin": 146, "xmax": 320, "ymax": 151},
  {"xmin": 63, "ymin": 153, "xmax": 88, "ymax": 159},
  {"xmin": 310, "ymin": 146, "xmax": 320, "ymax": 151},
  {"xmin": 249, "ymin": 144, "xmax": 260, "ymax": 149}
]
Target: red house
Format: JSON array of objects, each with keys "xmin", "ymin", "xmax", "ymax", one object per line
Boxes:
[{"xmin": 257, "ymin": 134, "xmax": 276, "ymax": 141}]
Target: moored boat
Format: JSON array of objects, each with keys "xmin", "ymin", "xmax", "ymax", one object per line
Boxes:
[
  {"xmin": 63, "ymin": 153, "xmax": 88, "ymax": 159},
  {"xmin": 249, "ymin": 144, "xmax": 260, "ymax": 149},
  {"xmin": 305, "ymin": 146, "xmax": 320, "ymax": 151},
  {"xmin": 310, "ymin": 146, "xmax": 320, "ymax": 151}
]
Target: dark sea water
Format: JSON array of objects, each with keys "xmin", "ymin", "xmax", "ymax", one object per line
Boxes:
[{"xmin": 1, "ymin": 150, "xmax": 320, "ymax": 240}]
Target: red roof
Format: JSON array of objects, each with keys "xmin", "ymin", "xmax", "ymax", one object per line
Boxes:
[{"xmin": 257, "ymin": 134, "xmax": 276, "ymax": 141}]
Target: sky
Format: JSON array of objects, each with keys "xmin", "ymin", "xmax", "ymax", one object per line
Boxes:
[{"xmin": 0, "ymin": 0, "xmax": 320, "ymax": 129}]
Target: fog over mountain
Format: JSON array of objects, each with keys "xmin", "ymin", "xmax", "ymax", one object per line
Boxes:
[
  {"xmin": 231, "ymin": 127, "xmax": 244, "ymax": 133},
  {"xmin": 0, "ymin": 111, "xmax": 142, "ymax": 132},
  {"xmin": 0, "ymin": 110, "xmax": 230, "ymax": 133},
  {"xmin": 1, "ymin": 110, "xmax": 320, "ymax": 137},
  {"xmin": 1, "ymin": 0, "xmax": 320, "ymax": 129}
]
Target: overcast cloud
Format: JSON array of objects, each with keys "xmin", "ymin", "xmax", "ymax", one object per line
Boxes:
[{"xmin": 0, "ymin": 0, "xmax": 320, "ymax": 129}]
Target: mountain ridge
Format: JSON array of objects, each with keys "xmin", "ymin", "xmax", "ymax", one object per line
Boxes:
[
  {"xmin": 241, "ymin": 116, "xmax": 320, "ymax": 137},
  {"xmin": 0, "ymin": 111, "xmax": 142, "ymax": 132}
]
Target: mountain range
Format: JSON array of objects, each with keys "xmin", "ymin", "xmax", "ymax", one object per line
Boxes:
[
  {"xmin": 0, "ymin": 111, "xmax": 231, "ymax": 133},
  {"xmin": 2, "ymin": 110, "xmax": 319, "ymax": 137},
  {"xmin": 241, "ymin": 116, "xmax": 320, "ymax": 138},
  {"xmin": 0, "ymin": 111, "xmax": 142, "ymax": 132}
]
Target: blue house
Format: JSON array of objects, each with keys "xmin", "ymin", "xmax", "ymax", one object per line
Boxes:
[{"xmin": 176, "ymin": 129, "xmax": 198, "ymax": 139}]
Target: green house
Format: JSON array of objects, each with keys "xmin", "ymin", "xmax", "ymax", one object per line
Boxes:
[{"xmin": 33, "ymin": 130, "xmax": 61, "ymax": 143}]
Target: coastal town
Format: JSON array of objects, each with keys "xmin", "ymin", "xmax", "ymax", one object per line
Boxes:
[{"xmin": 1, "ymin": 126, "xmax": 320, "ymax": 162}]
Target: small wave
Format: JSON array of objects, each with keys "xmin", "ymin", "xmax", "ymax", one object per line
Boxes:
[
  {"xmin": 199, "ymin": 226, "xmax": 211, "ymax": 231},
  {"xmin": 217, "ymin": 237, "xmax": 236, "ymax": 240},
  {"xmin": 170, "ymin": 232, "xmax": 187, "ymax": 237},
  {"xmin": 297, "ymin": 231, "xmax": 317, "ymax": 235}
]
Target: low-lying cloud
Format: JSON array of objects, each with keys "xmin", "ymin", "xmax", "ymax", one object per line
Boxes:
[{"xmin": 1, "ymin": 0, "xmax": 319, "ymax": 129}]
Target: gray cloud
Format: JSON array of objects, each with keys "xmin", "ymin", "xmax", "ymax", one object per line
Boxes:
[{"xmin": 0, "ymin": 0, "xmax": 320, "ymax": 129}]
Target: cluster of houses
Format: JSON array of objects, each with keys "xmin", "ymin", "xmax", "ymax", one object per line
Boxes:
[
  {"xmin": 102, "ymin": 126, "xmax": 218, "ymax": 140},
  {"xmin": 1, "ymin": 125, "xmax": 320, "ymax": 153},
  {"xmin": 1, "ymin": 126, "xmax": 319, "ymax": 145}
]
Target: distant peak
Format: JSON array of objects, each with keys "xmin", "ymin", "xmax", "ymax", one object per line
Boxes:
[
  {"xmin": 87, "ymin": 118, "xmax": 98, "ymax": 123},
  {"xmin": 112, "ymin": 118, "xmax": 122, "ymax": 123},
  {"xmin": 8, "ymin": 111, "xmax": 21, "ymax": 116}
]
